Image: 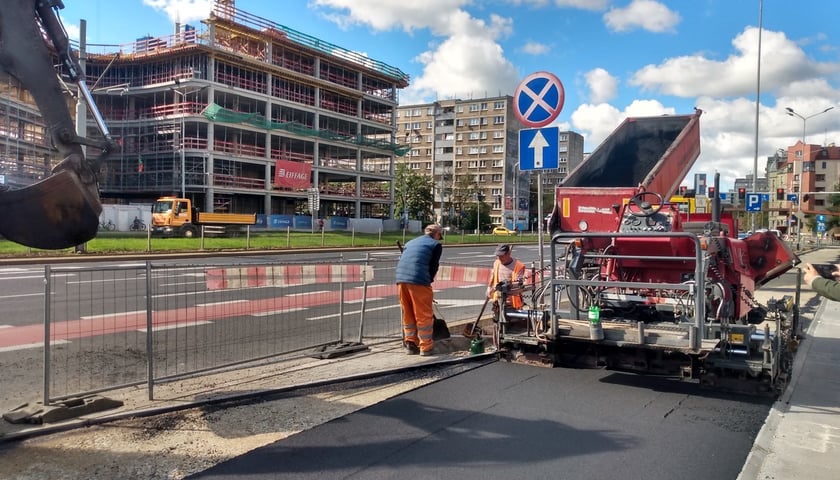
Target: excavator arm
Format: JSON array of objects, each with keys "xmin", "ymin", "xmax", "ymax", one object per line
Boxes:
[{"xmin": 0, "ymin": 0, "xmax": 114, "ymax": 249}]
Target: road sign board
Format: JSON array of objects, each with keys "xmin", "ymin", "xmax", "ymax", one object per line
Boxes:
[
  {"xmin": 817, "ymin": 214, "xmax": 826, "ymax": 222},
  {"xmin": 761, "ymin": 193, "xmax": 770, "ymax": 202},
  {"xmin": 787, "ymin": 194, "xmax": 798, "ymax": 203},
  {"xmin": 513, "ymin": 71, "xmax": 565, "ymax": 128},
  {"xmin": 746, "ymin": 193, "xmax": 761, "ymax": 212},
  {"xmin": 519, "ymin": 127, "xmax": 559, "ymax": 170},
  {"xmin": 818, "ymin": 222, "xmax": 826, "ymax": 232}
]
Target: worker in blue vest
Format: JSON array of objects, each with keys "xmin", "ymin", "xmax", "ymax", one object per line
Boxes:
[{"xmin": 395, "ymin": 224, "xmax": 444, "ymax": 356}]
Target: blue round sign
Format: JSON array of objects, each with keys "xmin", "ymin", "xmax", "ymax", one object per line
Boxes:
[{"xmin": 513, "ymin": 71, "xmax": 565, "ymax": 128}]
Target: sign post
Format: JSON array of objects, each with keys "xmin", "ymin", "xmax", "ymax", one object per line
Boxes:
[{"xmin": 514, "ymin": 71, "xmax": 565, "ymax": 272}]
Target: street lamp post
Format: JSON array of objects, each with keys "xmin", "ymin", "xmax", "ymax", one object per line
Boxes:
[{"xmin": 785, "ymin": 106, "xmax": 835, "ymax": 249}]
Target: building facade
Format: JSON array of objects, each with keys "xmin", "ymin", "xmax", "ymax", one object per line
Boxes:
[
  {"xmin": 0, "ymin": 76, "xmax": 57, "ymax": 190},
  {"xmin": 770, "ymin": 142, "xmax": 840, "ymax": 235},
  {"xmin": 83, "ymin": 0, "xmax": 408, "ymax": 222},
  {"xmin": 396, "ymin": 98, "xmax": 583, "ymax": 230}
]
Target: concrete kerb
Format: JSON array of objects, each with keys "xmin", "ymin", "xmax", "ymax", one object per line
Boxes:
[{"xmin": 0, "ymin": 338, "xmax": 497, "ymax": 444}]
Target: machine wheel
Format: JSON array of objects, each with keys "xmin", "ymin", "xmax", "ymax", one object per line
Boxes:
[
  {"xmin": 627, "ymin": 191, "xmax": 664, "ymax": 217},
  {"xmin": 182, "ymin": 226, "xmax": 197, "ymax": 238}
]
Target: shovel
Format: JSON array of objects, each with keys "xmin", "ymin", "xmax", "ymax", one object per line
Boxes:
[{"xmin": 462, "ymin": 296, "xmax": 491, "ymax": 339}]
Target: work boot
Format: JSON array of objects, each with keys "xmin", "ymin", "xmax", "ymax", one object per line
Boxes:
[
  {"xmin": 405, "ymin": 342, "xmax": 420, "ymax": 355},
  {"xmin": 420, "ymin": 348, "xmax": 434, "ymax": 357}
]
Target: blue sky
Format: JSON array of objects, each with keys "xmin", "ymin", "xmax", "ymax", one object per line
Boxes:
[{"xmin": 57, "ymin": 0, "xmax": 840, "ymax": 192}]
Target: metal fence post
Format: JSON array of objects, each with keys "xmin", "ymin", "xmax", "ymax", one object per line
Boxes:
[
  {"xmin": 356, "ymin": 253, "xmax": 371, "ymax": 343},
  {"xmin": 146, "ymin": 260, "xmax": 155, "ymax": 400},
  {"xmin": 43, "ymin": 265, "xmax": 51, "ymax": 405}
]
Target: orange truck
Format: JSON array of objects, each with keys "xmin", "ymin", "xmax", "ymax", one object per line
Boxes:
[{"xmin": 151, "ymin": 197, "xmax": 256, "ymax": 237}]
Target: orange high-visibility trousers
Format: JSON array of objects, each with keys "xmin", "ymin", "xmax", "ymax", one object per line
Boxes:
[{"xmin": 398, "ymin": 283, "xmax": 434, "ymax": 352}]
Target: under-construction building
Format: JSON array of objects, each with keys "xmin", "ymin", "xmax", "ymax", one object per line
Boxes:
[
  {"xmin": 83, "ymin": 0, "xmax": 408, "ymax": 219},
  {"xmin": 0, "ymin": 76, "xmax": 56, "ymax": 190},
  {"xmin": 396, "ymin": 98, "xmax": 584, "ymax": 230}
]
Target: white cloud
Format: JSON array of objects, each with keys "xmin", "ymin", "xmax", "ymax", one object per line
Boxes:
[
  {"xmin": 604, "ymin": 0, "xmax": 680, "ymax": 33},
  {"xmin": 584, "ymin": 68, "xmax": 618, "ymax": 104},
  {"xmin": 522, "ymin": 41, "xmax": 550, "ymax": 55},
  {"xmin": 142, "ymin": 0, "xmax": 214, "ymax": 24}
]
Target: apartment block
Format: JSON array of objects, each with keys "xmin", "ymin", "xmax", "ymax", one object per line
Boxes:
[
  {"xmin": 82, "ymin": 0, "xmax": 407, "ymax": 221},
  {"xmin": 770, "ymin": 142, "xmax": 840, "ymax": 235},
  {"xmin": 396, "ymin": 97, "xmax": 583, "ymax": 230}
]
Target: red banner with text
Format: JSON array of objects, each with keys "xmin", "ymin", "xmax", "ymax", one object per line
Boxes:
[{"xmin": 274, "ymin": 160, "xmax": 311, "ymax": 189}]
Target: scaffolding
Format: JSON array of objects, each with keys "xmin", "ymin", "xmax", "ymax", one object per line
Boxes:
[{"xmin": 82, "ymin": 0, "xmax": 406, "ymax": 220}]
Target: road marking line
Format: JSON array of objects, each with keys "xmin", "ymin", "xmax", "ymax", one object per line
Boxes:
[
  {"xmin": 137, "ymin": 321, "xmax": 212, "ymax": 332},
  {"xmin": 305, "ymin": 304, "xmax": 399, "ymax": 320},
  {"xmin": 0, "ymin": 340, "xmax": 69, "ymax": 353},
  {"xmin": 251, "ymin": 307, "xmax": 309, "ymax": 316},
  {"xmin": 81, "ymin": 310, "xmax": 146, "ymax": 320},
  {"xmin": 196, "ymin": 300, "xmax": 249, "ymax": 307}
]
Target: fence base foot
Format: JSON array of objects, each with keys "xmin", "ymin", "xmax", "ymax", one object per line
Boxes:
[
  {"xmin": 3, "ymin": 395, "xmax": 123, "ymax": 425},
  {"xmin": 309, "ymin": 342, "xmax": 369, "ymax": 359}
]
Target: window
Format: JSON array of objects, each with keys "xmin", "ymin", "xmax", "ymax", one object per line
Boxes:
[
  {"xmin": 469, "ymin": 103, "xmax": 480, "ymax": 112},
  {"xmin": 427, "ymin": 121, "xmax": 433, "ymax": 129},
  {"xmin": 816, "ymin": 174, "xmax": 826, "ymax": 182},
  {"xmin": 559, "ymin": 145, "xmax": 568, "ymax": 153},
  {"xmin": 481, "ymin": 117, "xmax": 488, "ymax": 125},
  {"xmin": 457, "ymin": 120, "xmax": 465, "ymax": 127},
  {"xmin": 411, "ymin": 149, "xmax": 419, "ymax": 156},
  {"xmin": 493, "ymin": 116, "xmax": 504, "ymax": 124},
  {"xmin": 426, "ymin": 135, "xmax": 433, "ymax": 143},
  {"xmin": 493, "ymin": 131, "xmax": 504, "ymax": 139},
  {"xmin": 494, "ymin": 101, "xmax": 505, "ymax": 110},
  {"xmin": 492, "ymin": 175, "xmax": 501, "ymax": 183},
  {"xmin": 493, "ymin": 145, "xmax": 504, "ymax": 153},
  {"xmin": 493, "ymin": 159, "xmax": 504, "ymax": 167},
  {"xmin": 456, "ymin": 133, "xmax": 463, "ymax": 140},
  {"xmin": 469, "ymin": 146, "xmax": 480, "ymax": 155},
  {"xmin": 456, "ymin": 147, "xmax": 462, "ymax": 155},
  {"xmin": 456, "ymin": 105, "xmax": 463, "ymax": 113},
  {"xmin": 410, "ymin": 162, "xmax": 420, "ymax": 169},
  {"xmin": 480, "ymin": 102, "xmax": 487, "ymax": 111},
  {"xmin": 427, "ymin": 107, "xmax": 435, "ymax": 115},
  {"xmin": 559, "ymin": 157, "xmax": 567, "ymax": 164},
  {"xmin": 560, "ymin": 134, "xmax": 568, "ymax": 141},
  {"xmin": 411, "ymin": 109, "xmax": 422, "ymax": 117},
  {"xmin": 469, "ymin": 132, "xmax": 481, "ymax": 140}
]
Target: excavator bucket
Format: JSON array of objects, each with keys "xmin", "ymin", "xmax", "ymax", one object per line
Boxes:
[{"xmin": 0, "ymin": 169, "xmax": 101, "ymax": 250}]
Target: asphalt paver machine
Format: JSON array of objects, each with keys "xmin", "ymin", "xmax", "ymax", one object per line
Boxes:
[{"xmin": 497, "ymin": 110, "xmax": 799, "ymax": 395}]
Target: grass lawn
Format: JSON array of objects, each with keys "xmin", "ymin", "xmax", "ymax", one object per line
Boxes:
[{"xmin": 0, "ymin": 229, "xmax": 543, "ymax": 258}]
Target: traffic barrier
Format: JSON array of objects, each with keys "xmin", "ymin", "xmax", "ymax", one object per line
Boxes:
[{"xmin": 206, "ymin": 264, "xmax": 374, "ymax": 290}]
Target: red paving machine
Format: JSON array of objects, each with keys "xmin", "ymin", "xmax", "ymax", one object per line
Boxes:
[{"xmin": 497, "ymin": 110, "xmax": 800, "ymax": 395}]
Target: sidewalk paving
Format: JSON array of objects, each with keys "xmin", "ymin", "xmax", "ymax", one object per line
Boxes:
[{"xmin": 739, "ymin": 295, "xmax": 840, "ymax": 480}]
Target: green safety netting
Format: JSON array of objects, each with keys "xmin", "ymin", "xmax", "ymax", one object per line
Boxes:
[{"xmin": 202, "ymin": 103, "xmax": 410, "ymax": 156}]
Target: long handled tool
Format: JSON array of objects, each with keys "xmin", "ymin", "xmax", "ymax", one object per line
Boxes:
[{"xmin": 462, "ymin": 296, "xmax": 491, "ymax": 339}]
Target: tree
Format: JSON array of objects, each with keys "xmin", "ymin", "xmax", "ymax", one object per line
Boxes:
[{"xmin": 394, "ymin": 163, "xmax": 434, "ymax": 223}]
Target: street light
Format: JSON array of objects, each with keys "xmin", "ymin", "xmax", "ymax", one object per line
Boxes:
[{"xmin": 785, "ymin": 106, "xmax": 835, "ymax": 249}]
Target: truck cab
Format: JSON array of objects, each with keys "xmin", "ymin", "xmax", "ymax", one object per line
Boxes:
[{"xmin": 151, "ymin": 197, "xmax": 197, "ymax": 237}]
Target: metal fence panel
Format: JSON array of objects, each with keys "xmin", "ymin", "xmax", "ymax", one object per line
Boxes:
[{"xmin": 43, "ymin": 257, "xmax": 491, "ymax": 403}]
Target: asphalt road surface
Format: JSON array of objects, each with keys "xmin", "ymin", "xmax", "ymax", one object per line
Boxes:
[{"xmin": 189, "ymin": 360, "xmax": 772, "ymax": 480}]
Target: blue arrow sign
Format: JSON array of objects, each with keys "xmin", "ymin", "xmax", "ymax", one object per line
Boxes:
[
  {"xmin": 519, "ymin": 127, "xmax": 559, "ymax": 170},
  {"xmin": 817, "ymin": 214, "xmax": 826, "ymax": 222},
  {"xmin": 746, "ymin": 193, "xmax": 761, "ymax": 212}
]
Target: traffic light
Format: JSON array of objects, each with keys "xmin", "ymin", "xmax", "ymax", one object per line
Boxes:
[
  {"xmin": 738, "ymin": 187, "xmax": 746, "ymax": 200},
  {"xmin": 776, "ymin": 188, "xmax": 785, "ymax": 200},
  {"xmin": 679, "ymin": 186, "xmax": 687, "ymax": 196},
  {"xmin": 708, "ymin": 187, "xmax": 716, "ymax": 197}
]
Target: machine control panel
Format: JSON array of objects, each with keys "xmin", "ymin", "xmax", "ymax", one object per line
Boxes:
[{"xmin": 619, "ymin": 210, "xmax": 673, "ymax": 232}]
